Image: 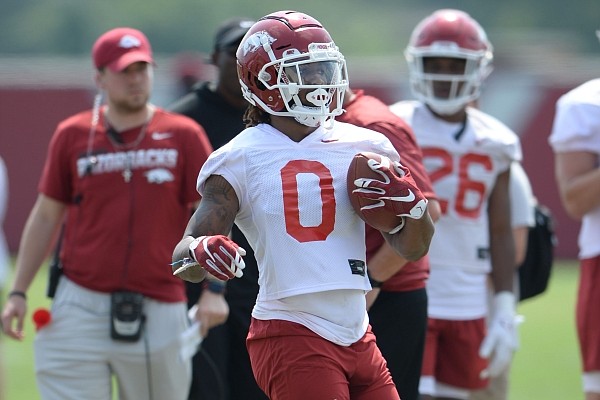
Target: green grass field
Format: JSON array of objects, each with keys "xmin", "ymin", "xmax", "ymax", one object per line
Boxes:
[
  {"xmin": 2, "ymin": 260, "xmax": 583, "ymax": 399},
  {"xmin": 509, "ymin": 259, "xmax": 582, "ymax": 399}
]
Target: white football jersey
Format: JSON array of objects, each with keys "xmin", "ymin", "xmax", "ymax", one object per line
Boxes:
[
  {"xmin": 196, "ymin": 121, "xmax": 399, "ymax": 344},
  {"xmin": 550, "ymin": 78, "xmax": 600, "ymax": 259},
  {"xmin": 391, "ymin": 101, "xmax": 521, "ymax": 318},
  {"xmin": 509, "ymin": 162, "xmax": 535, "ymax": 230}
]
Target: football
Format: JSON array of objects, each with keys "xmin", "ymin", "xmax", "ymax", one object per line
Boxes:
[{"xmin": 347, "ymin": 152, "xmax": 404, "ymax": 233}]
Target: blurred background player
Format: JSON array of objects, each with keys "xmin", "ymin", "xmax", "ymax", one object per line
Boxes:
[
  {"xmin": 169, "ymin": 16, "xmax": 267, "ymax": 400},
  {"xmin": 390, "ymin": 9, "xmax": 521, "ymax": 399},
  {"xmin": 338, "ymin": 87, "xmax": 441, "ymax": 400},
  {"xmin": 172, "ymin": 10, "xmax": 434, "ymax": 399},
  {"xmin": 0, "ymin": 27, "xmax": 213, "ymax": 400},
  {"xmin": 172, "ymin": 51, "xmax": 210, "ymax": 97},
  {"xmin": 549, "ymin": 30, "xmax": 600, "ymax": 400}
]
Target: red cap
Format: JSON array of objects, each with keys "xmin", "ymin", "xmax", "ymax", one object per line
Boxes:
[{"xmin": 92, "ymin": 27, "xmax": 154, "ymax": 72}]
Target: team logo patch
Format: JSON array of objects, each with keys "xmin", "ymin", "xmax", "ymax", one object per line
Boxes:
[
  {"xmin": 151, "ymin": 132, "xmax": 172, "ymax": 140},
  {"xmin": 241, "ymin": 31, "xmax": 276, "ymax": 56},
  {"xmin": 477, "ymin": 247, "xmax": 490, "ymax": 260},
  {"xmin": 347, "ymin": 259, "xmax": 366, "ymax": 276},
  {"xmin": 145, "ymin": 168, "xmax": 174, "ymax": 184},
  {"xmin": 119, "ymin": 35, "xmax": 142, "ymax": 49}
]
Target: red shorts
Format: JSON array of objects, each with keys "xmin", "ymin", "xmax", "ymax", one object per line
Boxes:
[
  {"xmin": 577, "ymin": 256, "xmax": 600, "ymax": 372},
  {"xmin": 421, "ymin": 317, "xmax": 489, "ymax": 390},
  {"xmin": 246, "ymin": 318, "xmax": 399, "ymax": 400}
]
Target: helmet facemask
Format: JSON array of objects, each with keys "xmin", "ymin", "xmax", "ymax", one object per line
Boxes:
[{"xmin": 255, "ymin": 42, "xmax": 348, "ymax": 127}]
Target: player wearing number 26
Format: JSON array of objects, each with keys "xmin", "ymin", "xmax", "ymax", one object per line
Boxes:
[
  {"xmin": 172, "ymin": 10, "xmax": 434, "ymax": 400},
  {"xmin": 390, "ymin": 9, "xmax": 521, "ymax": 400}
]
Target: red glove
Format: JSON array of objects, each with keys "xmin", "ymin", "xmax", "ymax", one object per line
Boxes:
[
  {"xmin": 189, "ymin": 235, "xmax": 246, "ymax": 281},
  {"xmin": 353, "ymin": 156, "xmax": 428, "ymax": 220}
]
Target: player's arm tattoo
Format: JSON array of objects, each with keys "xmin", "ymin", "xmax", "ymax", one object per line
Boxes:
[
  {"xmin": 172, "ymin": 175, "xmax": 240, "ymax": 270},
  {"xmin": 186, "ymin": 175, "xmax": 239, "ymax": 237}
]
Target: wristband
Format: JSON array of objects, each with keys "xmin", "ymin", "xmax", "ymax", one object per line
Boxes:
[
  {"xmin": 202, "ymin": 279, "xmax": 226, "ymax": 295},
  {"xmin": 493, "ymin": 291, "xmax": 516, "ymax": 315},
  {"xmin": 367, "ymin": 273, "xmax": 383, "ymax": 289},
  {"xmin": 8, "ymin": 290, "xmax": 27, "ymax": 300}
]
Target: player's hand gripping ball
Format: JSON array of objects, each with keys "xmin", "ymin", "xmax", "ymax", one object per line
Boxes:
[
  {"xmin": 188, "ymin": 235, "xmax": 246, "ymax": 281},
  {"xmin": 347, "ymin": 152, "xmax": 428, "ymax": 233}
]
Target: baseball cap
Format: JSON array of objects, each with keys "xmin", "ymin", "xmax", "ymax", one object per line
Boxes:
[
  {"xmin": 213, "ymin": 17, "xmax": 255, "ymax": 51},
  {"xmin": 92, "ymin": 27, "xmax": 154, "ymax": 72}
]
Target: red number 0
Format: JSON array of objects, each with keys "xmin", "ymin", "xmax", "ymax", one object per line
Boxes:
[
  {"xmin": 422, "ymin": 148, "xmax": 492, "ymax": 219},
  {"xmin": 281, "ymin": 160, "xmax": 336, "ymax": 242}
]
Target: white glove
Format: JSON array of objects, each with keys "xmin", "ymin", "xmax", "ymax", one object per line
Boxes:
[{"xmin": 479, "ymin": 291, "xmax": 522, "ymax": 379}]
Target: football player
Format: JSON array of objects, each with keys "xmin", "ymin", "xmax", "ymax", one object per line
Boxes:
[
  {"xmin": 550, "ymin": 30, "xmax": 600, "ymax": 400},
  {"xmin": 172, "ymin": 10, "xmax": 434, "ymax": 400},
  {"xmin": 390, "ymin": 9, "xmax": 521, "ymax": 400}
]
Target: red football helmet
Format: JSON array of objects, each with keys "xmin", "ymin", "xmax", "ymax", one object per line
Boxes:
[
  {"xmin": 236, "ymin": 11, "xmax": 348, "ymax": 127},
  {"xmin": 405, "ymin": 9, "xmax": 493, "ymax": 115}
]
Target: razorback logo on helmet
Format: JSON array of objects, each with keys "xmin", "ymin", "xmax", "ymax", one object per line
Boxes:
[{"xmin": 241, "ymin": 31, "xmax": 276, "ymax": 56}]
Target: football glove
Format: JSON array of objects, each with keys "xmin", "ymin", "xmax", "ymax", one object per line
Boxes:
[
  {"xmin": 188, "ymin": 235, "xmax": 246, "ymax": 281},
  {"xmin": 479, "ymin": 291, "xmax": 522, "ymax": 379},
  {"xmin": 353, "ymin": 156, "xmax": 428, "ymax": 224}
]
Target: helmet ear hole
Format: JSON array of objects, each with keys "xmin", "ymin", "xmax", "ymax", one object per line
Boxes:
[{"xmin": 254, "ymin": 77, "xmax": 267, "ymax": 91}]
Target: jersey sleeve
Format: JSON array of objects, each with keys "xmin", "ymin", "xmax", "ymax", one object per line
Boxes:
[
  {"xmin": 509, "ymin": 162, "xmax": 535, "ymax": 228},
  {"xmin": 196, "ymin": 143, "xmax": 245, "ymax": 208},
  {"xmin": 38, "ymin": 120, "xmax": 77, "ymax": 203},
  {"xmin": 550, "ymin": 97, "xmax": 600, "ymax": 153}
]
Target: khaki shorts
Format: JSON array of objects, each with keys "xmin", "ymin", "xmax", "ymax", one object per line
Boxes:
[{"xmin": 34, "ymin": 277, "xmax": 191, "ymax": 400}]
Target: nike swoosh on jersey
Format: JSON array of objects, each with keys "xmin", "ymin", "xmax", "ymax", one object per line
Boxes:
[
  {"xmin": 152, "ymin": 132, "xmax": 173, "ymax": 140},
  {"xmin": 321, "ymin": 138, "xmax": 339, "ymax": 143}
]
